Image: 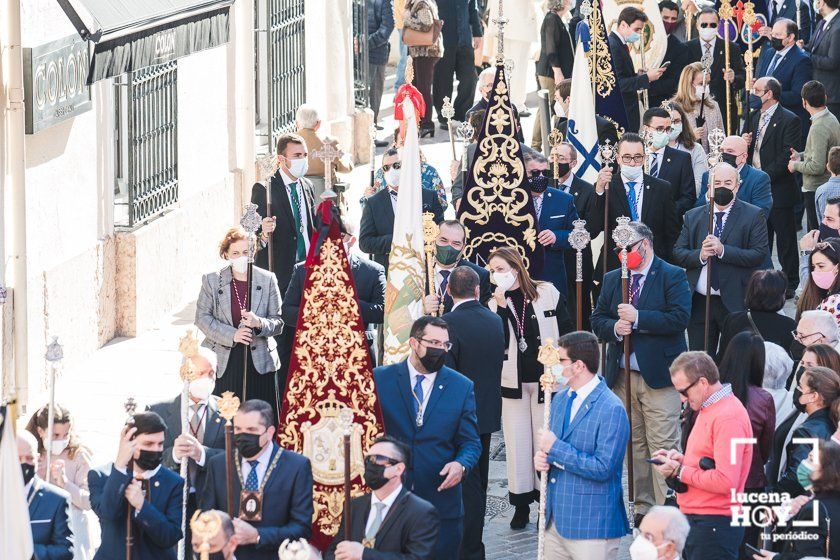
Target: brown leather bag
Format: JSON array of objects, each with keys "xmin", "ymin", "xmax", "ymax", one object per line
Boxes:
[{"xmin": 402, "ymin": 4, "xmax": 443, "ymax": 47}]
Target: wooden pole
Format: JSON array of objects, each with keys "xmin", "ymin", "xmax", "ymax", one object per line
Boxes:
[
  {"xmin": 569, "ymin": 220, "xmax": 591, "ymax": 332},
  {"xmin": 704, "ymin": 130, "xmax": 725, "ymax": 353},
  {"xmin": 123, "ymin": 398, "xmax": 137, "ymax": 560},
  {"xmin": 217, "ymin": 391, "xmax": 240, "ymax": 517},
  {"xmin": 343, "ymin": 432, "xmax": 352, "ymax": 541}
]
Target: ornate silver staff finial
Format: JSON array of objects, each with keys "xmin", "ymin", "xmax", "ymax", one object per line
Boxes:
[
  {"xmin": 568, "ymin": 220, "xmax": 591, "ymax": 283},
  {"xmin": 441, "ymin": 97, "xmax": 455, "ymax": 122},
  {"xmin": 338, "ymin": 407, "xmax": 354, "ymax": 437},
  {"xmin": 0, "ymin": 283, "xmax": 7, "ymax": 305},
  {"xmin": 640, "ymin": 130, "xmax": 654, "ymax": 174},
  {"xmin": 579, "ymin": 0, "xmax": 593, "ymax": 18},
  {"xmin": 708, "ymin": 128, "xmax": 726, "ymax": 167},
  {"xmin": 599, "ymin": 139, "xmax": 617, "ymax": 167},
  {"xmin": 277, "ymin": 538, "xmax": 311, "ymax": 560},
  {"xmin": 493, "ymin": 0, "xmax": 509, "ymax": 60},
  {"xmin": 124, "ymin": 397, "xmax": 137, "ymax": 419},
  {"xmin": 256, "ymin": 153, "xmax": 279, "ymax": 185},
  {"xmin": 504, "ymin": 58, "xmax": 515, "ymax": 82},
  {"xmin": 240, "ymin": 203, "xmax": 262, "ymax": 235},
  {"xmin": 313, "ymin": 142, "xmax": 342, "ymax": 200},
  {"xmin": 45, "ymin": 337, "xmax": 63, "ymax": 363},
  {"xmin": 612, "ymin": 216, "xmax": 636, "ymax": 248},
  {"xmin": 456, "ymin": 121, "xmax": 474, "ymax": 144}
]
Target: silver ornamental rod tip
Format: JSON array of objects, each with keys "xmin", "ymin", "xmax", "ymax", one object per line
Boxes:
[{"xmin": 45, "ymin": 337, "xmax": 64, "ymax": 362}]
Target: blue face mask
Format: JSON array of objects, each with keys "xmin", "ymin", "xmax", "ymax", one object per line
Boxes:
[
  {"xmin": 626, "ymin": 31, "xmax": 641, "ymax": 43},
  {"xmin": 796, "ymin": 459, "xmax": 814, "ymax": 490}
]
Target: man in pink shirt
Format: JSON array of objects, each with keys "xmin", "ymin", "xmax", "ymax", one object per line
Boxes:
[{"xmin": 651, "ymin": 351, "xmax": 753, "ymax": 560}]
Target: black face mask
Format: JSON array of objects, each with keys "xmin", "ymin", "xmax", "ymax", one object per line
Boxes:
[
  {"xmin": 720, "ymin": 152, "xmax": 739, "ymax": 167},
  {"xmin": 555, "ymin": 162, "xmax": 571, "ymax": 178},
  {"xmin": 819, "ymin": 223, "xmax": 840, "ymax": 240},
  {"xmin": 135, "ymin": 450, "xmax": 163, "ymax": 472},
  {"xmin": 770, "ymin": 37, "xmax": 785, "ymax": 51},
  {"xmin": 793, "ymin": 386, "xmax": 808, "ymax": 413},
  {"xmin": 21, "ymin": 462, "xmax": 35, "ymax": 485},
  {"xmin": 711, "ymin": 187, "xmax": 735, "ymax": 206},
  {"xmin": 364, "ymin": 457, "xmax": 391, "ymax": 490},
  {"xmin": 419, "ymin": 347, "xmax": 447, "ymax": 372},
  {"xmin": 527, "ymin": 172, "xmax": 550, "ymax": 193},
  {"xmin": 234, "ymin": 432, "xmax": 265, "ymax": 459},
  {"xmin": 790, "ymin": 341, "xmax": 805, "ymax": 362}
]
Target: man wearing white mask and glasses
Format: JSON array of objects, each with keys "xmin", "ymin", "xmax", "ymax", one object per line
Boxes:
[
  {"xmin": 642, "ymin": 107, "xmax": 697, "ymax": 215},
  {"xmin": 148, "ymin": 346, "xmax": 228, "ymax": 546},
  {"xmin": 630, "ymin": 506, "xmax": 690, "ymax": 560}
]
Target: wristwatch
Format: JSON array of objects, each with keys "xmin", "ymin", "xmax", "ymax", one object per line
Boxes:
[{"xmin": 676, "ymin": 465, "xmax": 685, "ymax": 481}]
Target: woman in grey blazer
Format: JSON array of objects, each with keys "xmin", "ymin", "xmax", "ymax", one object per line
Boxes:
[{"xmin": 195, "ymin": 226, "xmax": 284, "ymax": 418}]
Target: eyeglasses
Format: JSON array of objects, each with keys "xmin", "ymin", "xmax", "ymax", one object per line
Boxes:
[
  {"xmin": 649, "ymin": 126, "xmax": 673, "ymax": 134},
  {"xmin": 815, "ymin": 242, "xmax": 837, "ymax": 255},
  {"xmin": 698, "ymin": 22, "xmax": 718, "ymax": 28},
  {"xmin": 675, "ymin": 377, "xmax": 700, "ymax": 397},
  {"xmin": 366, "ymin": 454, "xmax": 400, "ymax": 466},
  {"xmin": 613, "ymin": 240, "xmax": 643, "ymax": 255},
  {"xmin": 620, "ymin": 154, "xmax": 645, "ymax": 164},
  {"xmin": 382, "ymin": 161, "xmax": 402, "ymax": 172},
  {"xmin": 792, "ymin": 330, "xmax": 825, "ymax": 343},
  {"xmin": 419, "ymin": 337, "xmax": 453, "ymax": 351}
]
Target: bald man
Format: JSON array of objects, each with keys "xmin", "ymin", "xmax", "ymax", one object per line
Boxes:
[
  {"xmin": 191, "ymin": 510, "xmax": 238, "ymax": 559},
  {"xmin": 675, "ymin": 163, "xmax": 770, "ymax": 354},
  {"xmin": 147, "ymin": 348, "xmax": 227, "ymax": 544},
  {"xmin": 19, "ymin": 430, "xmax": 74, "ymax": 559}
]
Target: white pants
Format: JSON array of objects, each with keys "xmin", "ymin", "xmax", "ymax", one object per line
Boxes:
[
  {"xmin": 545, "ymin": 524, "xmax": 620, "ymax": 560},
  {"xmin": 502, "ymin": 382, "xmax": 543, "ymax": 496}
]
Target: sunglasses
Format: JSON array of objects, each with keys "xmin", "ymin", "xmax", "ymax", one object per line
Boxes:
[
  {"xmin": 613, "ymin": 240, "xmax": 643, "ymax": 255},
  {"xmin": 382, "ymin": 161, "xmax": 402, "ymax": 172},
  {"xmin": 698, "ymin": 22, "xmax": 718, "ymax": 28},
  {"xmin": 366, "ymin": 454, "xmax": 400, "ymax": 466},
  {"xmin": 675, "ymin": 378, "xmax": 700, "ymax": 397}
]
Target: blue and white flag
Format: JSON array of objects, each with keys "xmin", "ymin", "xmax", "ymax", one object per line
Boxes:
[{"xmin": 567, "ymin": 22, "xmax": 601, "ymax": 184}]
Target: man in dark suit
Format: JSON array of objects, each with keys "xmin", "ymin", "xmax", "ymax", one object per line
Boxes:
[
  {"xmin": 755, "ymin": 19, "xmax": 813, "ymax": 143},
  {"xmin": 591, "ymin": 133, "xmax": 680, "ymax": 278},
  {"xmin": 609, "ymin": 7, "xmax": 667, "ymax": 132},
  {"xmin": 764, "ymin": 0, "xmax": 813, "ymax": 43},
  {"xmin": 433, "ymin": 0, "xmax": 483, "ymax": 124},
  {"xmin": 806, "ymin": 0, "xmax": 840, "ymax": 118},
  {"xmin": 88, "ymin": 411, "xmax": 184, "ymax": 560},
  {"xmin": 685, "ymin": 7, "xmax": 747, "ymax": 135},
  {"xmin": 441, "ymin": 267, "xmax": 504, "ymax": 560},
  {"xmin": 745, "ymin": 77, "xmax": 803, "ymax": 294},
  {"xmin": 420, "ymin": 220, "xmax": 492, "ymax": 316},
  {"xmin": 326, "ymin": 436, "xmax": 440, "ymax": 560},
  {"xmin": 642, "ymin": 107, "xmax": 697, "ymax": 215},
  {"xmin": 146, "ymin": 347, "xmax": 227, "ymax": 545},
  {"xmin": 252, "ymin": 133, "xmax": 316, "ymax": 294},
  {"xmin": 281, "ymin": 217, "xmax": 386, "ymax": 379},
  {"xmin": 359, "ymin": 149, "xmax": 445, "ymax": 272},
  {"xmin": 522, "ymin": 146, "xmax": 579, "ymax": 297},
  {"xmin": 673, "ymin": 163, "xmax": 771, "ymax": 353},
  {"xmin": 18, "ymin": 430, "xmax": 73, "ymax": 560},
  {"xmin": 553, "ymin": 141, "xmax": 597, "ymax": 328},
  {"xmin": 201, "ymin": 399, "xmax": 313, "ymax": 560},
  {"xmin": 649, "ymin": 1, "xmax": 689, "ymax": 109},
  {"xmin": 553, "ymin": 79, "xmax": 620, "ymax": 146},
  {"xmin": 590, "ymin": 221, "xmax": 691, "ymax": 525},
  {"xmin": 374, "ymin": 316, "xmax": 482, "ymax": 560}
]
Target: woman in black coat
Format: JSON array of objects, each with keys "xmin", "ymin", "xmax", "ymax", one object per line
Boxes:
[{"xmin": 532, "ymin": 0, "xmax": 574, "ymax": 149}]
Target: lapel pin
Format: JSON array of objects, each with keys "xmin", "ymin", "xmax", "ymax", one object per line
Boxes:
[
  {"xmin": 154, "ymin": 481, "xmax": 160, "ymax": 487},
  {"xmin": 215, "ymin": 417, "xmax": 221, "ymax": 423},
  {"xmin": 439, "ymin": 385, "xmax": 443, "ymax": 390}
]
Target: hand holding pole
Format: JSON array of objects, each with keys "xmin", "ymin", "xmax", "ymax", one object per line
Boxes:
[
  {"xmin": 239, "ymin": 203, "xmax": 262, "ymax": 401},
  {"xmin": 176, "ymin": 330, "xmax": 200, "ymax": 560},
  {"xmin": 124, "ymin": 397, "xmax": 138, "ymax": 560},
  {"xmin": 536, "ymin": 340, "xmax": 562, "ymax": 560},
  {"xmin": 218, "ymin": 391, "xmax": 241, "ymax": 517},
  {"xmin": 422, "ymin": 212, "xmax": 441, "ymax": 316}
]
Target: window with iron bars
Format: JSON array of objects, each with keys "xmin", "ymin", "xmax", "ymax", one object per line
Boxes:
[
  {"xmin": 255, "ymin": 0, "xmax": 306, "ymax": 153},
  {"xmin": 114, "ymin": 62, "xmax": 179, "ymax": 229},
  {"xmin": 351, "ymin": 0, "xmax": 369, "ymax": 108}
]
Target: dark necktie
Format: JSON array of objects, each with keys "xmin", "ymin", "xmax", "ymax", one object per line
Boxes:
[
  {"xmin": 813, "ymin": 20, "xmax": 826, "ymax": 47},
  {"xmin": 244, "ymin": 460, "xmax": 260, "ymax": 491},
  {"xmin": 562, "ymin": 391, "xmax": 578, "ymax": 437},
  {"xmin": 767, "ymin": 52, "xmax": 783, "ymax": 75},
  {"xmin": 630, "ymin": 273, "xmax": 643, "ymax": 307},
  {"xmin": 626, "ymin": 182, "xmax": 639, "ymax": 221},
  {"xmin": 288, "ymin": 182, "xmax": 306, "ymax": 261},
  {"xmin": 650, "ymin": 152, "xmax": 660, "ymax": 177},
  {"xmin": 439, "ymin": 269, "xmax": 451, "ymax": 300},
  {"xmin": 711, "ymin": 211, "xmax": 725, "ymax": 291},
  {"xmin": 412, "ymin": 375, "xmax": 426, "ymax": 417}
]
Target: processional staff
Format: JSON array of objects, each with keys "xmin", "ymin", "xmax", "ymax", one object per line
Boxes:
[
  {"xmin": 548, "ymin": 129, "xmax": 564, "ymax": 190},
  {"xmin": 742, "ymin": 1, "xmax": 757, "ymax": 111},
  {"xmin": 456, "ymin": 120, "xmax": 474, "ymax": 192},
  {"xmin": 338, "ymin": 408, "xmax": 355, "ymax": 542},
  {"xmin": 256, "ymin": 153, "xmax": 279, "ymax": 274},
  {"xmin": 536, "ymin": 339, "xmax": 562, "ymax": 560},
  {"xmin": 719, "ymin": 0, "xmax": 734, "ymax": 135},
  {"xmin": 217, "ymin": 391, "xmax": 241, "ymax": 516},
  {"xmin": 43, "ymin": 337, "xmax": 63, "ymax": 481},
  {"xmin": 598, "ymin": 139, "xmax": 618, "ymax": 372},
  {"xmin": 697, "ymin": 49, "xmax": 714, "ymax": 128},
  {"xmin": 313, "ymin": 142, "xmax": 342, "ymax": 200},
  {"xmin": 568, "ymin": 220, "xmax": 591, "ymax": 331},
  {"xmin": 124, "ymin": 397, "xmax": 138, "ymax": 560},
  {"xmin": 441, "ymin": 96, "xmax": 457, "ymax": 160},
  {"xmin": 369, "ymin": 124, "xmax": 377, "ymax": 193},
  {"xmin": 177, "ymin": 330, "xmax": 201, "ymax": 560},
  {"xmin": 423, "ymin": 212, "xmax": 441, "ymax": 316},
  {"xmin": 704, "ymin": 129, "xmax": 726, "ymax": 353},
  {"xmin": 190, "ymin": 509, "xmax": 222, "ymax": 560},
  {"xmin": 239, "ymin": 203, "xmax": 262, "ymax": 401},
  {"xmin": 612, "ymin": 216, "xmax": 637, "ymax": 528}
]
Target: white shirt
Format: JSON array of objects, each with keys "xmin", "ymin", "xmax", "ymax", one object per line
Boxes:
[
  {"xmin": 696, "ymin": 204, "xmax": 732, "ymax": 295},
  {"xmin": 407, "ymin": 359, "xmax": 437, "ymax": 419},
  {"xmin": 823, "ymin": 8, "xmax": 839, "ymax": 27},
  {"xmin": 365, "ymin": 484, "xmax": 403, "ymax": 536},
  {"xmin": 616, "ymin": 255, "xmax": 653, "ymax": 371},
  {"xmin": 560, "ymin": 173, "xmax": 574, "ymax": 192},
  {"xmin": 648, "ymin": 148, "xmax": 664, "ymax": 175},
  {"xmin": 568, "ymin": 375, "xmax": 600, "ymax": 422},
  {"xmin": 172, "ymin": 400, "xmax": 209, "ymax": 467},
  {"xmin": 623, "ymin": 179, "xmax": 644, "ymax": 219},
  {"xmin": 280, "ymin": 168, "xmax": 311, "ymax": 254},
  {"xmin": 451, "ymin": 298, "xmax": 474, "ymax": 312},
  {"xmin": 241, "ymin": 443, "xmax": 275, "ymax": 488}
]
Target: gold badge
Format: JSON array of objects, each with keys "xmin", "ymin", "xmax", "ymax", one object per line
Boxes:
[{"xmin": 239, "ymin": 490, "xmax": 263, "ymax": 522}]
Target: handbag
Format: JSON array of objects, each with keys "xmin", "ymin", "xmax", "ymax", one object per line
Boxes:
[{"xmin": 402, "ymin": 2, "xmax": 443, "ymax": 47}]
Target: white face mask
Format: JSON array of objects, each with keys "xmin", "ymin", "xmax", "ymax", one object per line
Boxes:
[
  {"xmin": 50, "ymin": 438, "xmax": 69, "ymax": 456},
  {"xmin": 492, "ymin": 270, "xmax": 517, "ymax": 292},
  {"xmin": 385, "ymin": 168, "xmax": 401, "ymax": 188},
  {"xmin": 629, "ymin": 535, "xmax": 666, "ymax": 560},
  {"xmin": 551, "ymin": 364, "xmax": 569, "ymax": 386},
  {"xmin": 230, "ymin": 255, "xmax": 248, "ymax": 274},
  {"xmin": 668, "ymin": 123, "xmax": 683, "ymax": 141},
  {"xmin": 189, "ymin": 377, "xmax": 215, "ymax": 401},
  {"xmin": 621, "ymin": 164, "xmax": 644, "ymax": 182},
  {"xmin": 287, "ymin": 157, "xmax": 309, "ymax": 179},
  {"xmin": 695, "ymin": 84, "xmax": 710, "ymax": 98},
  {"xmin": 554, "ymin": 101, "xmax": 566, "ymax": 118},
  {"xmin": 699, "ymin": 27, "xmax": 717, "ymax": 42}
]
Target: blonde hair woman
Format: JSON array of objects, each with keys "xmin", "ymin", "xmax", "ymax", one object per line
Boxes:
[
  {"xmin": 487, "ymin": 246, "xmax": 574, "ymax": 529},
  {"xmin": 672, "ymin": 62, "xmax": 725, "ymax": 153},
  {"xmin": 195, "ymin": 226, "xmax": 284, "ymax": 419}
]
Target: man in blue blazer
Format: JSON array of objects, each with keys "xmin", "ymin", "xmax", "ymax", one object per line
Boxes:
[
  {"xmin": 88, "ymin": 411, "xmax": 184, "ymax": 560},
  {"xmin": 535, "ymin": 331, "xmax": 630, "ymax": 559},
  {"xmin": 590, "ymin": 221, "xmax": 691, "ymax": 525},
  {"xmin": 523, "ymin": 147, "xmax": 578, "ymax": 297},
  {"xmin": 200, "ymin": 399, "xmax": 313, "ymax": 560},
  {"xmin": 374, "ymin": 316, "xmax": 481, "ymax": 560},
  {"xmin": 755, "ymin": 19, "xmax": 813, "ymax": 143},
  {"xmin": 18, "ymin": 430, "xmax": 73, "ymax": 560}
]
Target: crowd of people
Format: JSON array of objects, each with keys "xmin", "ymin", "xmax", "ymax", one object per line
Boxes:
[{"xmin": 13, "ymin": 1, "xmax": 840, "ymax": 560}]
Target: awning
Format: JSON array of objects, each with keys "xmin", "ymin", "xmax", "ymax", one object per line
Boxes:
[{"xmin": 56, "ymin": 0, "xmax": 235, "ymax": 83}]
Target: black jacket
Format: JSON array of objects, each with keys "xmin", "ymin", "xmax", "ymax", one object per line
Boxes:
[
  {"xmin": 672, "ymin": 199, "xmax": 770, "ymax": 314},
  {"xmin": 251, "ymin": 173, "xmax": 316, "ymax": 293},
  {"xmin": 649, "ymin": 34, "xmax": 688, "ymax": 109},
  {"xmin": 443, "ymin": 300, "xmax": 505, "ymax": 434},
  {"xmin": 609, "ymin": 31, "xmax": 648, "ymax": 132},
  {"xmin": 554, "ymin": 115, "xmax": 619, "ymax": 147},
  {"xmin": 562, "ymin": 175, "xmax": 596, "ymax": 328},
  {"xmin": 367, "ymin": 0, "xmax": 395, "ymax": 65},
  {"xmin": 281, "ymin": 254, "xmax": 386, "ymax": 344},
  {"xmin": 684, "ymin": 38, "xmax": 747, "ymax": 134},
  {"xmin": 653, "ymin": 145, "xmax": 697, "ymax": 216},
  {"xmin": 536, "ymin": 11, "xmax": 574, "ymax": 79},
  {"xmin": 776, "ymin": 492, "xmax": 840, "ymax": 560},
  {"xmin": 806, "ymin": 15, "xmax": 840, "ymax": 104},
  {"xmin": 771, "ymin": 408, "xmax": 835, "ymax": 498},
  {"xmin": 325, "ymin": 488, "xmax": 440, "ymax": 560},
  {"xmin": 430, "ymin": 259, "xmax": 492, "ymax": 313},
  {"xmin": 718, "ymin": 309, "xmax": 796, "ymax": 359},
  {"xmin": 746, "ymin": 105, "xmax": 803, "ymax": 208},
  {"xmin": 590, "ymin": 174, "xmax": 680, "ymax": 277},
  {"xmin": 358, "ymin": 187, "xmax": 445, "ymax": 272}
]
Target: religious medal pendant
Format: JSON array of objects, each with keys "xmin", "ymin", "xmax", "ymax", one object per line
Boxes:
[
  {"xmin": 239, "ymin": 490, "xmax": 264, "ymax": 522},
  {"xmin": 415, "ymin": 410, "xmax": 424, "ymax": 428},
  {"xmin": 518, "ymin": 336, "xmax": 528, "ymax": 353}
]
